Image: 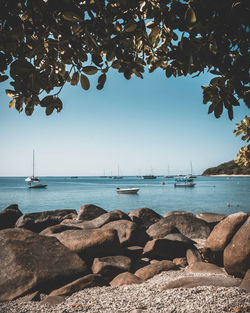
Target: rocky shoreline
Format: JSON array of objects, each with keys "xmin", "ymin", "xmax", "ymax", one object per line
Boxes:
[{"xmin": 0, "ymin": 204, "xmax": 249, "ymax": 312}]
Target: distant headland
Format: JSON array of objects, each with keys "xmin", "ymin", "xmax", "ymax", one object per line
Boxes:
[{"xmin": 202, "ymin": 160, "xmax": 250, "ymax": 176}]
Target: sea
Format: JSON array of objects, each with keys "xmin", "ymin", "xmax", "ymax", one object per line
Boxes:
[{"xmin": 0, "ymin": 176, "xmax": 249, "ymax": 216}]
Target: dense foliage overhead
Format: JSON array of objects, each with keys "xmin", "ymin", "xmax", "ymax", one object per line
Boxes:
[
  {"xmin": 0, "ymin": 0, "xmax": 249, "ymax": 164},
  {"xmin": 0, "ymin": 0, "xmax": 249, "ymax": 115}
]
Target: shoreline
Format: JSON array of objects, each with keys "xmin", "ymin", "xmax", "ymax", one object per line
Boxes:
[{"xmin": 203, "ymin": 174, "xmax": 250, "ymax": 177}]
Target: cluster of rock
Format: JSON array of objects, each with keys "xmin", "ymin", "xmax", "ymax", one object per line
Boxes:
[{"xmin": 0, "ymin": 204, "xmax": 249, "ymax": 305}]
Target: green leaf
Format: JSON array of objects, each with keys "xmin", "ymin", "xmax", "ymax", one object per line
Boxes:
[
  {"xmin": 125, "ymin": 21, "xmax": 137, "ymax": 32},
  {"xmin": 9, "ymin": 98, "xmax": 16, "ymax": 109},
  {"xmin": 40, "ymin": 95, "xmax": 54, "ymax": 107},
  {"xmin": 82, "ymin": 66, "xmax": 98, "ymax": 75},
  {"xmin": 98, "ymin": 73, "xmax": 106, "ymax": 85},
  {"xmin": 46, "ymin": 105, "xmax": 54, "ymax": 116},
  {"xmin": 80, "ymin": 74, "xmax": 90, "ymax": 90},
  {"xmin": 71, "ymin": 72, "xmax": 80, "ymax": 86},
  {"xmin": 54, "ymin": 98, "xmax": 63, "ymax": 112},
  {"xmin": 185, "ymin": 6, "xmax": 197, "ymax": 26},
  {"xmin": 62, "ymin": 12, "xmax": 83, "ymax": 22},
  {"xmin": 5, "ymin": 89, "xmax": 16, "ymax": 97}
]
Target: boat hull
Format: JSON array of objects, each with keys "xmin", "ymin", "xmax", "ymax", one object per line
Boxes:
[
  {"xmin": 116, "ymin": 188, "xmax": 139, "ymax": 194},
  {"xmin": 174, "ymin": 183, "xmax": 195, "ymax": 187},
  {"xmin": 29, "ymin": 184, "xmax": 47, "ymax": 189}
]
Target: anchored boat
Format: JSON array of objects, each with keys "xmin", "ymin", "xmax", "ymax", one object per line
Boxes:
[{"xmin": 116, "ymin": 187, "xmax": 140, "ymax": 194}]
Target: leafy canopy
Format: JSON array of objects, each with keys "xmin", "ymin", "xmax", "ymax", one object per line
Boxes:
[
  {"xmin": 1, "ymin": 0, "xmax": 249, "ymax": 116},
  {"xmin": 0, "ymin": 0, "xmax": 249, "ymax": 165}
]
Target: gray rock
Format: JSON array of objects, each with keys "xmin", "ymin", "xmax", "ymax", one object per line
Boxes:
[
  {"xmin": 77, "ymin": 204, "xmax": 107, "ymax": 221},
  {"xmin": 0, "ymin": 228, "xmax": 88, "ymax": 301},
  {"xmin": 0, "ymin": 204, "xmax": 22, "ymax": 230},
  {"xmin": 224, "ymin": 216, "xmax": 250, "ymax": 277},
  {"xmin": 110, "ymin": 272, "xmax": 143, "ymax": 286},
  {"xmin": 102, "ymin": 219, "xmax": 150, "ymax": 247},
  {"xmin": 49, "ymin": 274, "xmax": 106, "ymax": 296},
  {"xmin": 49, "ymin": 228, "xmax": 121, "ymax": 261},
  {"xmin": 135, "ymin": 260, "xmax": 178, "ymax": 281},
  {"xmin": 92, "ymin": 255, "xmax": 132, "ymax": 281},
  {"xmin": 128, "ymin": 208, "xmax": 162, "ymax": 229},
  {"xmin": 163, "ymin": 275, "xmax": 241, "ymax": 289},
  {"xmin": 15, "ymin": 209, "xmax": 77, "ymax": 233}
]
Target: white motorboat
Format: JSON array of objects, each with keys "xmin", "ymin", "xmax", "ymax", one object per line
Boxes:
[
  {"xmin": 116, "ymin": 187, "xmax": 139, "ymax": 194},
  {"xmin": 174, "ymin": 182, "xmax": 195, "ymax": 187},
  {"xmin": 25, "ymin": 150, "xmax": 40, "ymax": 182}
]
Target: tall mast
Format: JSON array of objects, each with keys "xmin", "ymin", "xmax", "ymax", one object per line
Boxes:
[
  {"xmin": 190, "ymin": 160, "xmax": 192, "ymax": 175},
  {"xmin": 33, "ymin": 149, "xmax": 35, "ymax": 177}
]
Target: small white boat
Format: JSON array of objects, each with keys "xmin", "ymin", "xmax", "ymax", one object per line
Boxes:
[
  {"xmin": 116, "ymin": 187, "xmax": 139, "ymax": 194},
  {"xmin": 174, "ymin": 182, "xmax": 195, "ymax": 187}
]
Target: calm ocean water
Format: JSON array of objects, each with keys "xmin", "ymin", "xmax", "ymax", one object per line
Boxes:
[{"xmin": 0, "ymin": 176, "xmax": 249, "ymax": 216}]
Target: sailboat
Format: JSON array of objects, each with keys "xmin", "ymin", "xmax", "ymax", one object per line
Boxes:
[
  {"xmin": 111, "ymin": 165, "xmax": 123, "ymax": 179},
  {"xmin": 187, "ymin": 161, "xmax": 197, "ymax": 179},
  {"xmin": 25, "ymin": 150, "xmax": 47, "ymax": 189}
]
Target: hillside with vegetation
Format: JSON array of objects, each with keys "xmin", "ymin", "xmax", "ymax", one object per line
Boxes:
[{"xmin": 202, "ymin": 160, "xmax": 250, "ymax": 175}]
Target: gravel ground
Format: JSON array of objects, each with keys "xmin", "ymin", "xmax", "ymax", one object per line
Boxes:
[{"xmin": 1, "ymin": 269, "xmax": 249, "ymax": 313}]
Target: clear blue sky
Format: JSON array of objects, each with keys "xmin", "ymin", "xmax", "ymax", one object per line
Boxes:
[{"xmin": 0, "ymin": 69, "xmax": 248, "ymax": 176}]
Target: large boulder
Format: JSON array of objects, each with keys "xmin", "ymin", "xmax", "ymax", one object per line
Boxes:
[
  {"xmin": 147, "ymin": 213, "xmax": 210, "ymax": 239},
  {"xmin": 110, "ymin": 272, "xmax": 143, "ymax": 286},
  {"xmin": 163, "ymin": 275, "xmax": 241, "ymax": 290},
  {"xmin": 224, "ymin": 216, "xmax": 250, "ymax": 277},
  {"xmin": 186, "ymin": 248, "xmax": 203, "ymax": 265},
  {"xmin": 48, "ymin": 228, "xmax": 121, "ymax": 261},
  {"xmin": 102, "ymin": 220, "xmax": 150, "ymax": 247},
  {"xmin": 40, "ymin": 224, "xmax": 81, "ymax": 235},
  {"xmin": 62, "ymin": 210, "xmax": 130, "ymax": 229},
  {"xmin": 15, "ymin": 209, "xmax": 77, "ymax": 233},
  {"xmin": 135, "ymin": 260, "xmax": 178, "ymax": 281},
  {"xmin": 143, "ymin": 238, "xmax": 194, "ymax": 260},
  {"xmin": 91, "ymin": 255, "xmax": 132, "ymax": 281},
  {"xmin": 0, "ymin": 204, "xmax": 23, "ymax": 230},
  {"xmin": 77, "ymin": 204, "xmax": 107, "ymax": 221},
  {"xmin": 196, "ymin": 212, "xmax": 226, "ymax": 229},
  {"xmin": 0, "ymin": 228, "xmax": 88, "ymax": 301},
  {"xmin": 128, "ymin": 208, "xmax": 162, "ymax": 229},
  {"xmin": 187, "ymin": 262, "xmax": 225, "ymax": 274},
  {"xmin": 49, "ymin": 274, "xmax": 106, "ymax": 297},
  {"xmin": 240, "ymin": 269, "xmax": 250, "ymax": 293},
  {"xmin": 204, "ymin": 212, "xmax": 248, "ymax": 265}
]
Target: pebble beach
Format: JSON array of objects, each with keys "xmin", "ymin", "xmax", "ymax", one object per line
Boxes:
[{"xmin": 1, "ymin": 270, "xmax": 249, "ymax": 313}]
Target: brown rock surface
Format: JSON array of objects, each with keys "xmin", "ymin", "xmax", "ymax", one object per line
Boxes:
[
  {"xmin": 102, "ymin": 219, "xmax": 150, "ymax": 247},
  {"xmin": 128, "ymin": 208, "xmax": 162, "ymax": 229},
  {"xmin": 187, "ymin": 262, "xmax": 225, "ymax": 274},
  {"xmin": 91, "ymin": 256, "xmax": 132, "ymax": 281},
  {"xmin": 15, "ymin": 209, "xmax": 77, "ymax": 233},
  {"xmin": 147, "ymin": 213, "xmax": 210, "ymax": 239},
  {"xmin": 62, "ymin": 210, "xmax": 130, "ymax": 229},
  {"xmin": 49, "ymin": 274, "xmax": 106, "ymax": 296},
  {"xmin": 110, "ymin": 272, "xmax": 143, "ymax": 286},
  {"xmin": 224, "ymin": 216, "xmax": 250, "ymax": 277},
  {"xmin": 0, "ymin": 228, "xmax": 88, "ymax": 301},
  {"xmin": 163, "ymin": 275, "xmax": 241, "ymax": 289},
  {"xmin": 204, "ymin": 212, "xmax": 248, "ymax": 265},
  {"xmin": 40, "ymin": 224, "xmax": 81, "ymax": 235},
  {"xmin": 143, "ymin": 238, "xmax": 194, "ymax": 260},
  {"xmin": 135, "ymin": 260, "xmax": 178, "ymax": 281},
  {"xmin": 186, "ymin": 248, "xmax": 203, "ymax": 265},
  {"xmin": 240, "ymin": 269, "xmax": 250, "ymax": 293},
  {"xmin": 49, "ymin": 228, "xmax": 121, "ymax": 260},
  {"xmin": 173, "ymin": 257, "xmax": 187, "ymax": 268},
  {"xmin": 0, "ymin": 204, "xmax": 23, "ymax": 230},
  {"xmin": 77, "ymin": 204, "xmax": 107, "ymax": 221}
]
